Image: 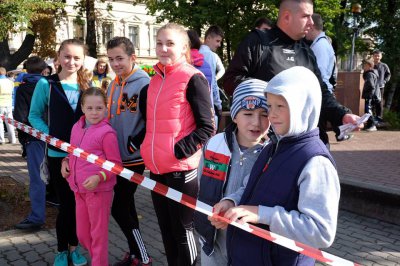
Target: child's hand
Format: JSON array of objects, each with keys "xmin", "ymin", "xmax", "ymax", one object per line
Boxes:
[
  {"xmin": 82, "ymin": 175, "xmax": 101, "ymax": 190},
  {"xmin": 61, "ymin": 160, "xmax": 70, "ymax": 178},
  {"xmin": 224, "ymin": 205, "xmax": 259, "ymax": 225},
  {"xmin": 208, "ymin": 200, "xmax": 235, "ymax": 229}
]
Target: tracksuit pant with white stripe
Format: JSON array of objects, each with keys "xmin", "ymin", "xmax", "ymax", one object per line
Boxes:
[
  {"xmin": 111, "ymin": 164, "xmax": 150, "ymax": 263},
  {"xmin": 150, "ymin": 169, "xmax": 198, "ymax": 266}
]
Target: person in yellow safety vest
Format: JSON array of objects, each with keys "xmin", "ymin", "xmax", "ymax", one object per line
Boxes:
[{"xmin": 92, "ymin": 57, "xmax": 112, "ymax": 89}]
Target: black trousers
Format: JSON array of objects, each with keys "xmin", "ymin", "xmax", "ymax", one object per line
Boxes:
[
  {"xmin": 48, "ymin": 156, "xmax": 78, "ymax": 252},
  {"xmin": 150, "ymin": 169, "xmax": 199, "ymax": 266},
  {"xmin": 111, "ymin": 164, "xmax": 150, "ymax": 262}
]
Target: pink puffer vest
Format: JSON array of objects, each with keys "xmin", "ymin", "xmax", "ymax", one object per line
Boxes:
[{"xmin": 141, "ymin": 61, "xmax": 202, "ymax": 174}]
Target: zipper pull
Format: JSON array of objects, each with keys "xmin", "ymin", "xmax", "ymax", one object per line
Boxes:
[{"xmin": 263, "ymin": 157, "xmax": 272, "ymax": 172}]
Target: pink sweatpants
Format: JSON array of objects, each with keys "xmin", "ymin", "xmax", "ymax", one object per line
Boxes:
[{"xmin": 75, "ymin": 191, "xmax": 113, "ymax": 266}]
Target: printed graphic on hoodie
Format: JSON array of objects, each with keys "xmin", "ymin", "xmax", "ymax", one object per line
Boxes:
[{"xmin": 120, "ymin": 93, "xmax": 138, "ymax": 113}]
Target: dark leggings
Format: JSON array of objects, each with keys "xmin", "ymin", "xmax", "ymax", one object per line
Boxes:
[
  {"xmin": 111, "ymin": 164, "xmax": 150, "ymax": 262},
  {"xmin": 151, "ymin": 169, "xmax": 199, "ymax": 266},
  {"xmin": 48, "ymin": 156, "xmax": 78, "ymax": 252}
]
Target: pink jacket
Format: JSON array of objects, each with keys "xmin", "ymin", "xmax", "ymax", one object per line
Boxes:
[
  {"xmin": 141, "ymin": 61, "xmax": 202, "ymax": 174},
  {"xmin": 67, "ymin": 116, "xmax": 121, "ymax": 193}
]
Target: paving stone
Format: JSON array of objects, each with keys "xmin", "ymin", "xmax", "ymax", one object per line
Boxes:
[
  {"xmin": 3, "ymin": 250, "xmax": 23, "ymax": 262},
  {"xmin": 2, "ymin": 129, "xmax": 400, "ymax": 265},
  {"xmin": 22, "ymin": 250, "xmax": 41, "ymax": 263},
  {"xmin": 31, "ymin": 242, "xmax": 50, "ymax": 254},
  {"xmin": 9, "ymin": 259, "xmax": 29, "ymax": 266}
]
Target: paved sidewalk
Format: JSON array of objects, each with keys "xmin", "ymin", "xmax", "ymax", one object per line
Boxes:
[{"xmin": 1, "ymin": 130, "xmax": 400, "ymax": 265}]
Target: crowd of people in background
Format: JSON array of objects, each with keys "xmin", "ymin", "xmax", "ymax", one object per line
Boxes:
[{"xmin": 0, "ymin": 0, "xmax": 392, "ymax": 265}]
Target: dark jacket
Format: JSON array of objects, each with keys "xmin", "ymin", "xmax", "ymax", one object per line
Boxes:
[
  {"xmin": 362, "ymin": 69, "xmax": 380, "ymax": 100},
  {"xmin": 374, "ymin": 62, "xmax": 391, "ymax": 89},
  {"xmin": 227, "ymin": 129, "xmax": 334, "ymax": 266},
  {"xmin": 194, "ymin": 123, "xmax": 235, "ymax": 255},
  {"xmin": 13, "ymin": 74, "xmax": 43, "ymax": 145},
  {"xmin": 47, "ymin": 74, "xmax": 83, "ymax": 153},
  {"xmin": 223, "ymin": 27, "xmax": 350, "ymax": 144}
]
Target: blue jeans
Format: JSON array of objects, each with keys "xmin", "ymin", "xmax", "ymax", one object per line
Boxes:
[{"xmin": 26, "ymin": 141, "xmax": 46, "ymax": 224}]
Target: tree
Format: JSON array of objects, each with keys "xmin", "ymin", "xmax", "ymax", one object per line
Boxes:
[
  {"xmin": 132, "ymin": 0, "xmax": 281, "ymax": 62},
  {"xmin": 356, "ymin": 0, "xmax": 400, "ymax": 110},
  {"xmin": 0, "ymin": 0, "xmax": 63, "ymax": 70},
  {"xmin": 132, "ymin": 0, "xmax": 344, "ymax": 62},
  {"xmin": 74, "ymin": 0, "xmax": 113, "ymax": 58}
]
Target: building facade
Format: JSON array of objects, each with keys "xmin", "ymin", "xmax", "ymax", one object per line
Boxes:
[{"xmin": 9, "ymin": 0, "xmax": 163, "ymax": 65}]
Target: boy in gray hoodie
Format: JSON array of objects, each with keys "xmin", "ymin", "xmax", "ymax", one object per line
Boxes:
[{"xmin": 225, "ymin": 66, "xmax": 340, "ymax": 266}]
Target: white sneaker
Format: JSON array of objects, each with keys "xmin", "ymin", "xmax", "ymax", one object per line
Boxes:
[{"xmin": 365, "ymin": 126, "xmax": 377, "ymax": 132}]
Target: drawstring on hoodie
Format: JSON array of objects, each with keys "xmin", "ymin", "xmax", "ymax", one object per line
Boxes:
[{"xmin": 107, "ymin": 67, "xmax": 138, "ymax": 119}]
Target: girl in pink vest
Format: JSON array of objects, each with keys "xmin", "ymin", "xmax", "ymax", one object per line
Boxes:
[
  {"xmin": 61, "ymin": 87, "xmax": 121, "ymax": 266},
  {"xmin": 141, "ymin": 23, "xmax": 215, "ymax": 266}
]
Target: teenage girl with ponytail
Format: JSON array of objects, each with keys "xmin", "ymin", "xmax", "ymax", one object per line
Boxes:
[{"xmin": 29, "ymin": 39, "xmax": 89, "ymax": 266}]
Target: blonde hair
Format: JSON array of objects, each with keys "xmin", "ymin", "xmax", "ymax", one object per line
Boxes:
[
  {"xmin": 93, "ymin": 57, "xmax": 110, "ymax": 75},
  {"xmin": 101, "ymin": 78, "xmax": 111, "ymax": 93},
  {"xmin": 157, "ymin": 23, "xmax": 191, "ymax": 63},
  {"xmin": 57, "ymin": 39, "xmax": 90, "ymax": 91},
  {"xmin": 83, "ymin": 68, "xmax": 93, "ymax": 80}
]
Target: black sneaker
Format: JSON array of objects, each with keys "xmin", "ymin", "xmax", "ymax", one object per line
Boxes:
[{"xmin": 15, "ymin": 219, "xmax": 43, "ymax": 230}]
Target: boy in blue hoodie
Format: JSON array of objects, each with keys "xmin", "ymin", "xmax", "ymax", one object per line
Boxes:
[
  {"xmin": 224, "ymin": 66, "xmax": 340, "ymax": 266},
  {"xmin": 14, "ymin": 56, "xmax": 48, "ymax": 230}
]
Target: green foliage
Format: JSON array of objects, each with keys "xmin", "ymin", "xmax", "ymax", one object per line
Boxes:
[
  {"xmin": 132, "ymin": 0, "xmax": 282, "ymax": 61},
  {"xmin": 384, "ymin": 109, "xmax": 400, "ymax": 130},
  {"xmin": 132, "ymin": 0, "xmax": 350, "ymax": 62},
  {"xmin": 140, "ymin": 65, "xmax": 156, "ymax": 77},
  {"xmin": 0, "ymin": 0, "xmax": 63, "ymax": 40}
]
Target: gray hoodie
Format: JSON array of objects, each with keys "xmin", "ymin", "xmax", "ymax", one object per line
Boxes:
[
  {"xmin": 260, "ymin": 66, "xmax": 340, "ymax": 248},
  {"xmin": 107, "ymin": 65, "xmax": 150, "ymax": 166}
]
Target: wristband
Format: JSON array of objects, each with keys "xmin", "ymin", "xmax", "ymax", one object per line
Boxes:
[{"xmin": 99, "ymin": 171, "xmax": 107, "ymax": 182}]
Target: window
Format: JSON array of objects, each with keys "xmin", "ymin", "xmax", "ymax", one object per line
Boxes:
[
  {"xmin": 153, "ymin": 27, "xmax": 159, "ymax": 51},
  {"xmin": 128, "ymin": 26, "xmax": 139, "ymax": 48},
  {"xmin": 102, "ymin": 23, "xmax": 113, "ymax": 44},
  {"xmin": 73, "ymin": 21, "xmax": 85, "ymax": 41}
]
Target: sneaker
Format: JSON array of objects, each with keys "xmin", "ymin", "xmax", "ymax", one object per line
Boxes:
[
  {"xmin": 132, "ymin": 257, "xmax": 153, "ymax": 266},
  {"xmin": 365, "ymin": 126, "xmax": 377, "ymax": 132},
  {"xmin": 15, "ymin": 218, "xmax": 43, "ymax": 230},
  {"xmin": 69, "ymin": 246, "xmax": 87, "ymax": 266},
  {"xmin": 54, "ymin": 251, "xmax": 69, "ymax": 266},
  {"xmin": 336, "ymin": 134, "xmax": 353, "ymax": 142},
  {"xmin": 113, "ymin": 252, "xmax": 132, "ymax": 266}
]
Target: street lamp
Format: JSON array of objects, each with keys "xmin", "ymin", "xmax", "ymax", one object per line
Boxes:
[{"xmin": 349, "ymin": 3, "xmax": 362, "ymax": 71}]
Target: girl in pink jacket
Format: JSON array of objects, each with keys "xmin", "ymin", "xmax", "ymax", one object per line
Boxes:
[{"xmin": 61, "ymin": 87, "xmax": 121, "ymax": 266}]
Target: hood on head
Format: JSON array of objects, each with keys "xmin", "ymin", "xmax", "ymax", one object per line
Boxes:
[{"xmin": 264, "ymin": 66, "xmax": 321, "ymax": 137}]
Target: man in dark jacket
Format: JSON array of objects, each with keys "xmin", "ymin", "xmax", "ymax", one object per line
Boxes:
[
  {"xmin": 372, "ymin": 49, "xmax": 391, "ymax": 122},
  {"xmin": 361, "ymin": 59, "xmax": 380, "ymax": 131},
  {"xmin": 223, "ymin": 0, "xmax": 362, "ymax": 145},
  {"xmin": 14, "ymin": 56, "xmax": 48, "ymax": 230}
]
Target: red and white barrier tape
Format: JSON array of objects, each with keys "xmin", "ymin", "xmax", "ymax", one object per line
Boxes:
[{"xmin": 1, "ymin": 115, "xmax": 360, "ymax": 266}]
